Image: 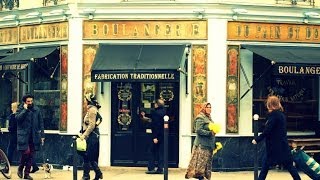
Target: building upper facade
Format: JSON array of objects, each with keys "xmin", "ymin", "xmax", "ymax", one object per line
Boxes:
[
  {"xmin": 1, "ymin": 0, "xmax": 319, "ymax": 10},
  {"xmin": 0, "ymin": 1, "xmax": 319, "ymax": 27}
]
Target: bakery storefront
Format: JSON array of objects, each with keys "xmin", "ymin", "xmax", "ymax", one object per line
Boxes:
[
  {"xmin": 222, "ymin": 21, "xmax": 320, "ymax": 169},
  {"xmin": 82, "ymin": 20, "xmax": 207, "ymax": 167},
  {"xmin": 0, "ymin": 21, "xmax": 70, "ymax": 168}
]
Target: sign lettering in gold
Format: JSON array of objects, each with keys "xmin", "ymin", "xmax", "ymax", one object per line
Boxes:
[
  {"xmin": 19, "ymin": 22, "xmax": 68, "ymax": 43},
  {"xmin": 94, "ymin": 73, "xmax": 176, "ymax": 80},
  {"xmin": 0, "ymin": 27, "xmax": 18, "ymax": 45},
  {"xmin": 0, "ymin": 63, "xmax": 28, "ymax": 71},
  {"xmin": 276, "ymin": 65, "xmax": 320, "ymax": 75},
  {"xmin": 83, "ymin": 20, "xmax": 207, "ymax": 40},
  {"xmin": 228, "ymin": 22, "xmax": 320, "ymax": 43}
]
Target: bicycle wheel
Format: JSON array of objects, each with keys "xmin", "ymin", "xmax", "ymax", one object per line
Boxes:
[{"xmin": 0, "ymin": 149, "xmax": 11, "ymax": 179}]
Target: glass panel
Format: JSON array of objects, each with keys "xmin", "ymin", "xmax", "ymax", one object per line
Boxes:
[
  {"xmin": 0, "ymin": 68, "xmax": 26, "ymax": 128},
  {"xmin": 253, "ymin": 55, "xmax": 319, "ymax": 133},
  {"xmin": 138, "ymin": 83, "xmax": 155, "ymax": 133},
  {"xmin": 33, "ymin": 49, "xmax": 60, "ymax": 130},
  {"xmin": 116, "ymin": 83, "xmax": 133, "ymax": 131},
  {"xmin": 33, "ymin": 90, "xmax": 60, "ymax": 130},
  {"xmin": 159, "ymin": 82, "xmax": 178, "ymax": 132}
]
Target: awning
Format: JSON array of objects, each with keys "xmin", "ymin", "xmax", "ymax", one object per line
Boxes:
[
  {"xmin": 0, "ymin": 46, "xmax": 57, "ymax": 71},
  {"xmin": 0, "ymin": 49, "xmax": 13, "ymax": 57},
  {"xmin": 0, "ymin": 46, "xmax": 57, "ymax": 64},
  {"xmin": 91, "ymin": 44, "xmax": 187, "ymax": 82},
  {"xmin": 242, "ymin": 45, "xmax": 320, "ymax": 64}
]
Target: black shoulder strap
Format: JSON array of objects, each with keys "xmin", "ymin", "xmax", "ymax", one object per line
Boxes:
[{"xmin": 96, "ymin": 112, "xmax": 102, "ymax": 121}]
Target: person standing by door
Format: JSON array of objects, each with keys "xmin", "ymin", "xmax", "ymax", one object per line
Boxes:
[
  {"xmin": 15, "ymin": 94, "xmax": 45, "ymax": 180},
  {"xmin": 145, "ymin": 99, "xmax": 166, "ymax": 174},
  {"xmin": 185, "ymin": 102, "xmax": 215, "ymax": 180},
  {"xmin": 6, "ymin": 102, "xmax": 18, "ymax": 164},
  {"xmin": 78, "ymin": 93, "xmax": 103, "ymax": 180},
  {"xmin": 252, "ymin": 96, "xmax": 301, "ymax": 180}
]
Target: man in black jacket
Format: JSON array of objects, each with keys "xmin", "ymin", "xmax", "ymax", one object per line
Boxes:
[
  {"xmin": 15, "ymin": 94, "xmax": 45, "ymax": 180},
  {"xmin": 145, "ymin": 99, "xmax": 166, "ymax": 174}
]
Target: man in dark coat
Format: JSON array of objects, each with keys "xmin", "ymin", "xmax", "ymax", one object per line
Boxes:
[
  {"xmin": 15, "ymin": 94, "xmax": 45, "ymax": 180},
  {"xmin": 252, "ymin": 96, "xmax": 301, "ymax": 180},
  {"xmin": 145, "ymin": 99, "xmax": 166, "ymax": 174}
]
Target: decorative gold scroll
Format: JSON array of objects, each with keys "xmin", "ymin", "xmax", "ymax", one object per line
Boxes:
[
  {"xmin": 191, "ymin": 45, "xmax": 207, "ymax": 133},
  {"xmin": 82, "ymin": 45, "xmax": 98, "ymax": 117},
  {"xmin": 226, "ymin": 45, "xmax": 240, "ymax": 133},
  {"xmin": 60, "ymin": 45, "xmax": 68, "ymax": 132}
]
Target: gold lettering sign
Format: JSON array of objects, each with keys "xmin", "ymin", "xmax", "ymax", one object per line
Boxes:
[
  {"xmin": 92, "ymin": 72, "xmax": 177, "ymax": 81},
  {"xmin": 19, "ymin": 22, "xmax": 68, "ymax": 43},
  {"xmin": 228, "ymin": 21, "xmax": 320, "ymax": 43},
  {"xmin": 276, "ymin": 65, "xmax": 320, "ymax": 75},
  {"xmin": 0, "ymin": 27, "xmax": 18, "ymax": 45},
  {"xmin": 0, "ymin": 63, "xmax": 28, "ymax": 71},
  {"xmin": 83, "ymin": 20, "xmax": 207, "ymax": 40}
]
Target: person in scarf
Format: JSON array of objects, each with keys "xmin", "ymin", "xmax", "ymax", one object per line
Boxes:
[
  {"xmin": 78, "ymin": 93, "xmax": 103, "ymax": 180},
  {"xmin": 185, "ymin": 102, "xmax": 216, "ymax": 180},
  {"xmin": 252, "ymin": 96, "xmax": 301, "ymax": 180}
]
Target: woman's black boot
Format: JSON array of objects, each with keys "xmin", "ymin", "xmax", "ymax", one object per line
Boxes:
[
  {"xmin": 91, "ymin": 161, "xmax": 103, "ymax": 180},
  {"xmin": 82, "ymin": 163, "xmax": 90, "ymax": 180}
]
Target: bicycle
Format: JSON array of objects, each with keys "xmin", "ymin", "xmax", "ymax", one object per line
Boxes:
[{"xmin": 0, "ymin": 129, "xmax": 11, "ymax": 179}]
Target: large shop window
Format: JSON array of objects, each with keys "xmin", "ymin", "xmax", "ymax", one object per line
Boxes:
[
  {"xmin": 0, "ymin": 47, "xmax": 60, "ymax": 130},
  {"xmin": 0, "ymin": 49, "xmax": 15, "ymax": 128},
  {"xmin": 244, "ymin": 46, "xmax": 320, "ymax": 133},
  {"xmin": 243, "ymin": 45, "xmax": 320, "ymax": 134}
]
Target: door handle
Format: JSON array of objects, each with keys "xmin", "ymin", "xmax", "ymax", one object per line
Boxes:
[{"xmin": 137, "ymin": 106, "xmax": 140, "ymax": 115}]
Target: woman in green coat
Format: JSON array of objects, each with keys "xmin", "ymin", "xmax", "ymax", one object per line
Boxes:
[{"xmin": 185, "ymin": 102, "xmax": 216, "ymax": 180}]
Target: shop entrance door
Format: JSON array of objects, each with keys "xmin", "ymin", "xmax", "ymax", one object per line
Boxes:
[{"xmin": 111, "ymin": 82, "xmax": 179, "ymax": 167}]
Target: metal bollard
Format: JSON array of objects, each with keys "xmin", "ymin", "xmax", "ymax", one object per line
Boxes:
[
  {"xmin": 253, "ymin": 114, "xmax": 259, "ymax": 180},
  {"xmin": 72, "ymin": 136, "xmax": 78, "ymax": 180},
  {"xmin": 163, "ymin": 115, "xmax": 169, "ymax": 180}
]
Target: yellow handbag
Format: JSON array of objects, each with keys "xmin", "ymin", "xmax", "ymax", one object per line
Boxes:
[{"xmin": 76, "ymin": 138, "xmax": 87, "ymax": 151}]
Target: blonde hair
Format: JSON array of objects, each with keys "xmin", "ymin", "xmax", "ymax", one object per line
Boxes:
[
  {"xmin": 11, "ymin": 102, "xmax": 19, "ymax": 113},
  {"xmin": 266, "ymin": 96, "xmax": 283, "ymax": 112}
]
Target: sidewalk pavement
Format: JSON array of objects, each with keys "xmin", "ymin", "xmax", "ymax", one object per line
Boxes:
[{"xmin": 7, "ymin": 166, "xmax": 311, "ymax": 180}]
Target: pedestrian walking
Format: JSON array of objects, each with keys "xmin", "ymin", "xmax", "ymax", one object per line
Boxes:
[
  {"xmin": 185, "ymin": 102, "xmax": 216, "ymax": 180},
  {"xmin": 15, "ymin": 94, "xmax": 45, "ymax": 180},
  {"xmin": 78, "ymin": 93, "xmax": 103, "ymax": 180},
  {"xmin": 6, "ymin": 102, "xmax": 18, "ymax": 164},
  {"xmin": 252, "ymin": 95, "xmax": 301, "ymax": 180}
]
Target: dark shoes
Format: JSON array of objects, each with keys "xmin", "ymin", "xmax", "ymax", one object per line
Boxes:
[
  {"xmin": 155, "ymin": 170, "xmax": 164, "ymax": 174},
  {"xmin": 81, "ymin": 176, "xmax": 90, "ymax": 180},
  {"xmin": 30, "ymin": 166, "xmax": 39, "ymax": 173},
  {"xmin": 24, "ymin": 175, "xmax": 33, "ymax": 180},
  {"xmin": 93, "ymin": 172, "xmax": 103, "ymax": 180},
  {"xmin": 145, "ymin": 170, "xmax": 157, "ymax": 174},
  {"xmin": 145, "ymin": 169, "xmax": 164, "ymax": 174},
  {"xmin": 17, "ymin": 170, "xmax": 23, "ymax": 178}
]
